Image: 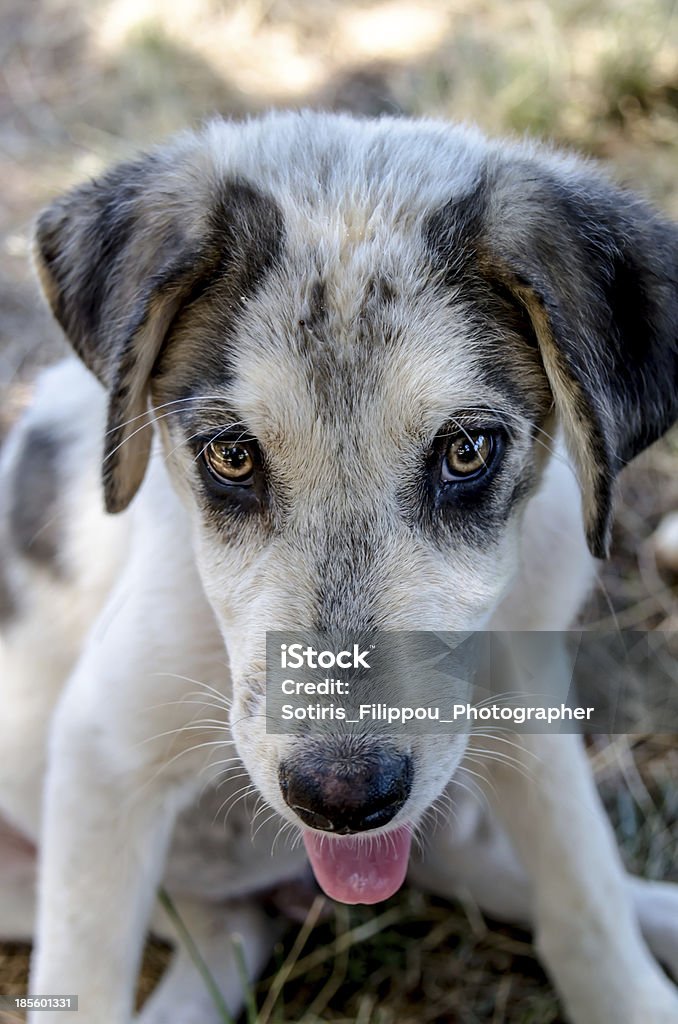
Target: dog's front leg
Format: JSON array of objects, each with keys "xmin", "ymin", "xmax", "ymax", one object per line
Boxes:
[
  {"xmin": 488, "ymin": 730, "xmax": 678, "ymax": 1024},
  {"xmin": 30, "ymin": 684, "xmax": 186, "ymax": 1024},
  {"xmin": 27, "ymin": 463, "xmax": 229, "ymax": 1023}
]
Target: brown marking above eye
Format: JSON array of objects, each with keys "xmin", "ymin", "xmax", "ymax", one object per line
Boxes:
[
  {"xmin": 204, "ymin": 440, "xmax": 255, "ymax": 483},
  {"xmin": 442, "ymin": 431, "xmax": 494, "ymax": 480}
]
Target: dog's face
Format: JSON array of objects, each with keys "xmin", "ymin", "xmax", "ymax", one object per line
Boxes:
[
  {"xmin": 148, "ymin": 172, "xmax": 552, "ymax": 869},
  {"xmin": 34, "ymin": 113, "xmax": 678, "ymax": 902}
]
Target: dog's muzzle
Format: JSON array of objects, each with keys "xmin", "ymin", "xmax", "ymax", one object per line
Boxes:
[{"xmin": 278, "ymin": 748, "xmax": 413, "ymax": 834}]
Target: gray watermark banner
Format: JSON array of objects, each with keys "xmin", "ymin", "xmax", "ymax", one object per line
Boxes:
[{"xmin": 264, "ymin": 630, "xmax": 678, "ymax": 735}]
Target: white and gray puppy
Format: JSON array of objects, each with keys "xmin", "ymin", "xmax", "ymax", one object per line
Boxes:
[{"xmin": 1, "ymin": 111, "xmax": 678, "ymax": 1024}]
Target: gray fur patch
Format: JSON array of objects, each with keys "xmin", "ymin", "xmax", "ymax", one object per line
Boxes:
[
  {"xmin": 9, "ymin": 427, "xmax": 63, "ymax": 572},
  {"xmin": 153, "ymin": 178, "xmax": 285, "ymax": 403},
  {"xmin": 298, "ymin": 278, "xmax": 327, "ymax": 331},
  {"xmin": 0, "ymin": 564, "xmax": 17, "ymax": 622}
]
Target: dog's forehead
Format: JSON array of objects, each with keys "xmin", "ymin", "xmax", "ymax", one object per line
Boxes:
[
  {"xmin": 229, "ymin": 247, "xmax": 488, "ymax": 445},
  {"xmin": 161, "ymin": 116, "xmax": 546, "ymax": 449},
  {"xmin": 201, "ymin": 112, "xmax": 488, "ymax": 221}
]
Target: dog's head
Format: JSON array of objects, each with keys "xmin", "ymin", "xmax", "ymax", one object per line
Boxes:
[{"xmin": 34, "ymin": 113, "xmax": 678, "ymax": 902}]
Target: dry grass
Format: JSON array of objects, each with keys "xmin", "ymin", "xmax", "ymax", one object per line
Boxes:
[{"xmin": 0, "ymin": 0, "xmax": 677, "ymax": 1020}]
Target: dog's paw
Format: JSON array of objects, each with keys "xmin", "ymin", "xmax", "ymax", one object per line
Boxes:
[
  {"xmin": 136, "ymin": 995, "xmax": 228, "ymax": 1024},
  {"xmin": 567, "ymin": 975, "xmax": 678, "ymax": 1024},
  {"xmin": 626, "ymin": 976, "xmax": 678, "ymax": 1024},
  {"xmin": 634, "ymin": 878, "xmax": 678, "ymax": 981}
]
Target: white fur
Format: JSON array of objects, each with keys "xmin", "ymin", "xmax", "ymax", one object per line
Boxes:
[
  {"xmin": 1, "ymin": 112, "xmax": 677, "ymax": 1023},
  {"xmin": 0, "ymin": 362, "xmax": 675, "ymax": 1023}
]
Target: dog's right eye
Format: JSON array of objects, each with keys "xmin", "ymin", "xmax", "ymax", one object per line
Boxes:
[
  {"xmin": 203, "ymin": 440, "xmax": 256, "ymax": 485},
  {"xmin": 442, "ymin": 431, "xmax": 494, "ymax": 481}
]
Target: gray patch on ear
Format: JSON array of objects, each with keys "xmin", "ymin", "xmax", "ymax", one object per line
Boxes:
[
  {"xmin": 34, "ymin": 155, "xmax": 163, "ymax": 385},
  {"xmin": 425, "ymin": 158, "xmax": 678, "ymax": 559},
  {"xmin": 101, "ymin": 177, "xmax": 285, "ymax": 514},
  {"xmin": 9, "ymin": 427, "xmax": 63, "ymax": 573},
  {"xmin": 152, "ymin": 179, "xmax": 286, "ymax": 401}
]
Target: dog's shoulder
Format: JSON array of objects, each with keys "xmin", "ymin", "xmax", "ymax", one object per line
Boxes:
[{"xmin": 0, "ymin": 359, "xmax": 132, "ymax": 627}]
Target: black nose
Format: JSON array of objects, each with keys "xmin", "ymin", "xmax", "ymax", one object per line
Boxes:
[{"xmin": 279, "ymin": 749, "xmax": 413, "ymax": 834}]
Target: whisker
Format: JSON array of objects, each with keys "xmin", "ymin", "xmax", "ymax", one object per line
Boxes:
[
  {"xmin": 451, "ymin": 768, "xmax": 492, "ymax": 814},
  {"xmin": 138, "ymin": 722, "xmax": 232, "ymax": 747},
  {"xmin": 132, "ymin": 734, "xmax": 238, "ymax": 800},
  {"xmin": 149, "ymin": 673, "xmax": 232, "ymax": 701},
  {"xmin": 470, "ymin": 731, "xmax": 540, "ymax": 759},
  {"xmin": 253, "ymin": 809, "xmax": 281, "ymax": 843},
  {"xmin": 102, "ymin": 405, "xmax": 217, "ymax": 462},
  {"xmin": 216, "ymin": 783, "xmax": 259, "ymax": 829},
  {"xmin": 190, "ymin": 423, "xmax": 253, "ymax": 467},
  {"xmin": 104, "ymin": 395, "xmax": 232, "ymax": 438},
  {"xmin": 164, "ymin": 419, "xmax": 249, "ymax": 463},
  {"xmin": 271, "ymin": 819, "xmax": 299, "ymax": 855}
]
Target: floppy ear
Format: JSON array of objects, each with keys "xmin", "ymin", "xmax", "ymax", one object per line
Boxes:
[
  {"xmin": 34, "ymin": 141, "xmax": 283, "ymax": 513},
  {"xmin": 480, "ymin": 158, "xmax": 678, "ymax": 558}
]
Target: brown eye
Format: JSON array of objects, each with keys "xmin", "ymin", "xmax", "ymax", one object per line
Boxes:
[
  {"xmin": 442, "ymin": 431, "xmax": 494, "ymax": 481},
  {"xmin": 204, "ymin": 440, "xmax": 255, "ymax": 484}
]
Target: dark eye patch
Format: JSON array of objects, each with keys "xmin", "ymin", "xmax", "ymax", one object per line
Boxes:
[{"xmin": 406, "ymin": 411, "xmax": 539, "ymax": 547}]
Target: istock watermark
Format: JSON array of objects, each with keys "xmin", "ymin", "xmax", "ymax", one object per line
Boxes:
[{"xmin": 264, "ymin": 630, "xmax": 678, "ymax": 735}]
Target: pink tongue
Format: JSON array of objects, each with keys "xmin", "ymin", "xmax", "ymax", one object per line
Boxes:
[{"xmin": 303, "ymin": 826, "xmax": 412, "ymax": 904}]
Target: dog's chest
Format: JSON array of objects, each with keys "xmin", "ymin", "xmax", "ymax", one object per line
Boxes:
[{"xmin": 163, "ymin": 782, "xmax": 305, "ymax": 901}]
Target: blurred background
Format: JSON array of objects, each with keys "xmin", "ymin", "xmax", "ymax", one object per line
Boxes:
[{"xmin": 1, "ymin": 1, "xmax": 677, "ymax": 1021}]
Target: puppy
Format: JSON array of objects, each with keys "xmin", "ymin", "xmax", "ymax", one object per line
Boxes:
[{"xmin": 1, "ymin": 111, "xmax": 677, "ymax": 1023}]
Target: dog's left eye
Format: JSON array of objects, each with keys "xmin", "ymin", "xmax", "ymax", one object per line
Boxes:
[
  {"xmin": 441, "ymin": 430, "xmax": 499, "ymax": 482},
  {"xmin": 203, "ymin": 440, "xmax": 255, "ymax": 485}
]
